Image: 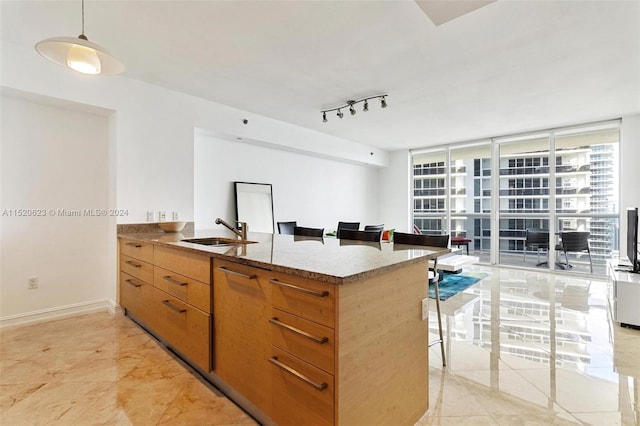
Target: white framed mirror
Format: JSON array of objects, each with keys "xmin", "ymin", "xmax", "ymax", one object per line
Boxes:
[{"xmin": 234, "ymin": 182, "xmax": 274, "ymax": 233}]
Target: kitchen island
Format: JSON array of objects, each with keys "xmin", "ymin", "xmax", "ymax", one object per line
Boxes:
[{"xmin": 118, "ymin": 227, "xmax": 449, "ymax": 426}]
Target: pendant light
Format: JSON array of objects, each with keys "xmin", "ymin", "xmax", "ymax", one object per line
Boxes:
[{"xmin": 35, "ymin": 0, "xmax": 123, "ymax": 75}]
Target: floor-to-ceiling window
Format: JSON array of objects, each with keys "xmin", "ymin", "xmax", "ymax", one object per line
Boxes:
[{"xmin": 411, "ymin": 120, "xmax": 620, "ymax": 276}]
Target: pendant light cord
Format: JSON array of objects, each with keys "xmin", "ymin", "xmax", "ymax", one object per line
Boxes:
[{"xmin": 81, "ymin": 0, "xmax": 85, "ymax": 36}]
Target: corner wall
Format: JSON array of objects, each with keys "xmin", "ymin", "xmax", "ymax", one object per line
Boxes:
[
  {"xmin": 0, "ymin": 93, "xmax": 115, "ymax": 323},
  {"xmin": 620, "ymin": 113, "xmax": 640, "ymax": 255},
  {"xmin": 378, "ymin": 150, "xmax": 411, "ymax": 232}
]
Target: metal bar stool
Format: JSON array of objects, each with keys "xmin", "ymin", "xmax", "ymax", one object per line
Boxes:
[{"xmin": 393, "ymin": 232, "xmax": 450, "ymax": 366}]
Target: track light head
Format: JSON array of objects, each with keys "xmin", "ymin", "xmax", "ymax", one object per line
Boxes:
[
  {"xmin": 337, "ymin": 109, "xmax": 344, "ymax": 119},
  {"xmin": 322, "ymin": 112, "xmax": 327, "ymax": 122},
  {"xmin": 349, "ymin": 104, "xmax": 356, "ymax": 115},
  {"xmin": 381, "ymin": 97, "xmax": 387, "ymax": 108},
  {"xmin": 363, "ymin": 100, "xmax": 369, "ymax": 112}
]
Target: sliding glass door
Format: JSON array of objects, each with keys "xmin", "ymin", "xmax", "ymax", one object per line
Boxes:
[
  {"xmin": 411, "ymin": 120, "xmax": 620, "ymax": 276},
  {"xmin": 497, "ymin": 135, "xmax": 552, "ymax": 269},
  {"xmin": 553, "ymin": 127, "xmax": 619, "ymax": 275},
  {"xmin": 450, "ymin": 144, "xmax": 492, "ymax": 262}
]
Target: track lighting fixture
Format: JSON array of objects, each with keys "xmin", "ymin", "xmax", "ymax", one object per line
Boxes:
[{"xmin": 321, "ymin": 94, "xmax": 387, "ymax": 122}]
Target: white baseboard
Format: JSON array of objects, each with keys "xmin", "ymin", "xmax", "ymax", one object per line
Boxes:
[{"xmin": 0, "ymin": 299, "xmax": 117, "ymax": 329}]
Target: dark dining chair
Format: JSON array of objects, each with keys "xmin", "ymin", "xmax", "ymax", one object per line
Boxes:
[
  {"xmin": 557, "ymin": 231, "xmax": 592, "ymax": 273},
  {"xmin": 393, "ymin": 232, "xmax": 450, "ymax": 366},
  {"xmin": 339, "ymin": 229, "xmax": 382, "ymax": 242},
  {"xmin": 277, "ymin": 221, "xmax": 297, "ymax": 235},
  {"xmin": 336, "ymin": 221, "xmax": 360, "ymax": 238},
  {"xmin": 293, "ymin": 226, "xmax": 324, "ymax": 238},
  {"xmin": 523, "ymin": 229, "xmax": 550, "ymax": 265},
  {"xmin": 364, "ymin": 224, "xmax": 384, "ymax": 233}
]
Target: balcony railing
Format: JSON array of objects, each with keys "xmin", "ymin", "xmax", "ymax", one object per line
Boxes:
[
  {"xmin": 414, "ymin": 189, "xmax": 446, "ymax": 197},
  {"xmin": 414, "ymin": 168, "xmax": 446, "ymax": 176},
  {"xmin": 498, "ymin": 165, "xmax": 591, "ymax": 176},
  {"xmin": 499, "ymin": 188, "xmax": 550, "ymax": 196}
]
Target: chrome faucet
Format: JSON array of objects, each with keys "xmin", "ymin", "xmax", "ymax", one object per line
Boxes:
[{"xmin": 215, "ymin": 217, "xmax": 247, "ymax": 240}]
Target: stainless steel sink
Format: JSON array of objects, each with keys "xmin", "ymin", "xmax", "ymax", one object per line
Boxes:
[{"xmin": 181, "ymin": 237, "xmax": 257, "ymax": 246}]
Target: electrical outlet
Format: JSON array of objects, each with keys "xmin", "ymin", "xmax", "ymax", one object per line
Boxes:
[
  {"xmin": 146, "ymin": 211, "xmax": 154, "ymax": 222},
  {"xmin": 28, "ymin": 276, "xmax": 38, "ymax": 289},
  {"xmin": 422, "ymin": 298, "xmax": 429, "ymax": 321},
  {"xmin": 158, "ymin": 211, "xmax": 166, "ymax": 222},
  {"xmin": 172, "ymin": 211, "xmax": 179, "ymax": 220}
]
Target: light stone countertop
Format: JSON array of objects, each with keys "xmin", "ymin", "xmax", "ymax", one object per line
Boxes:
[{"xmin": 118, "ymin": 228, "xmax": 450, "ymax": 284}]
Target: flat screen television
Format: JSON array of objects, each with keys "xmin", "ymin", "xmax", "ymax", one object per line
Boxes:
[{"xmin": 627, "ymin": 207, "xmax": 639, "ymax": 273}]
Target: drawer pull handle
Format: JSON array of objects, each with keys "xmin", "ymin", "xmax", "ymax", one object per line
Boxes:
[
  {"xmin": 269, "ymin": 279, "xmax": 329, "ymax": 298},
  {"xmin": 162, "ymin": 300, "xmax": 187, "ymax": 313},
  {"xmin": 269, "ymin": 356, "xmax": 327, "ymax": 391},
  {"xmin": 125, "ymin": 279, "xmax": 142, "ymax": 288},
  {"xmin": 163, "ymin": 275, "xmax": 188, "ymax": 286},
  {"xmin": 125, "ymin": 260, "xmax": 142, "ymax": 268},
  {"xmin": 125, "ymin": 242, "xmax": 143, "ymax": 248},
  {"xmin": 217, "ymin": 266, "xmax": 256, "ymax": 280},
  {"xmin": 269, "ymin": 318, "xmax": 328, "ymax": 344}
]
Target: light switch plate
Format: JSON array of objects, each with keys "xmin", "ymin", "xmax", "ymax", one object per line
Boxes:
[{"xmin": 422, "ymin": 298, "xmax": 429, "ymax": 321}]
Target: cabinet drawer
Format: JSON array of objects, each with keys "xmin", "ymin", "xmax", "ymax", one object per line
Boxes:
[
  {"xmin": 154, "ymin": 246, "xmax": 210, "ymax": 284},
  {"xmin": 270, "ymin": 308, "xmax": 334, "ymax": 374},
  {"xmin": 213, "ymin": 259, "xmax": 272, "ymax": 409},
  {"xmin": 152, "ymin": 288, "xmax": 211, "ymax": 372},
  {"xmin": 154, "ymin": 266, "xmax": 211, "ymax": 313},
  {"xmin": 121, "ymin": 255, "xmax": 154, "ymax": 284},
  {"xmin": 119, "ymin": 271, "xmax": 156, "ymax": 329},
  {"xmin": 270, "ymin": 273, "xmax": 335, "ymax": 328},
  {"xmin": 269, "ymin": 347, "xmax": 334, "ymax": 426},
  {"xmin": 120, "ymin": 238, "xmax": 154, "ymax": 263}
]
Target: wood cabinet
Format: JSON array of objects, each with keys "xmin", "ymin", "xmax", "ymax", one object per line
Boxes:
[
  {"xmin": 119, "ymin": 234, "xmax": 434, "ymax": 426},
  {"xmin": 213, "ymin": 258, "xmax": 429, "ymax": 426},
  {"xmin": 268, "ymin": 274, "xmax": 336, "ymax": 426},
  {"xmin": 213, "ymin": 259, "xmax": 273, "ymax": 410},
  {"xmin": 119, "ymin": 240, "xmax": 155, "ymax": 328},
  {"xmin": 269, "ymin": 347, "xmax": 334, "ymax": 426},
  {"xmin": 119, "ymin": 238, "xmax": 212, "ymax": 372},
  {"xmin": 269, "ymin": 308, "xmax": 334, "ymax": 374},
  {"xmin": 214, "ymin": 258, "xmax": 335, "ymax": 425}
]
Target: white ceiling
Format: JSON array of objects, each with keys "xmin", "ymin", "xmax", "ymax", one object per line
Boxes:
[{"xmin": 2, "ymin": 0, "xmax": 639, "ymax": 151}]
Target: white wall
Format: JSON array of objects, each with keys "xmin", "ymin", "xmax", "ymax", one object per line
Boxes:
[
  {"xmin": 620, "ymin": 113, "xmax": 640, "ymax": 255},
  {"xmin": 378, "ymin": 150, "xmax": 412, "ymax": 232},
  {"xmin": 194, "ymin": 131, "xmax": 379, "ymax": 232},
  {"xmin": 1, "ymin": 41, "xmax": 388, "ymax": 224},
  {"xmin": 0, "ymin": 92, "xmax": 115, "ymax": 323}
]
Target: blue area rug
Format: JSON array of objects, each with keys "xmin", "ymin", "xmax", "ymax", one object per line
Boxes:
[{"xmin": 429, "ymin": 272, "xmax": 488, "ymax": 301}]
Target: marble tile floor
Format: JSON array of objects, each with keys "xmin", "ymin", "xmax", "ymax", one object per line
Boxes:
[
  {"xmin": 417, "ymin": 265, "xmax": 640, "ymax": 426},
  {"xmin": 1, "ymin": 265, "xmax": 639, "ymax": 425},
  {"xmin": 0, "ymin": 312, "xmax": 257, "ymax": 425}
]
